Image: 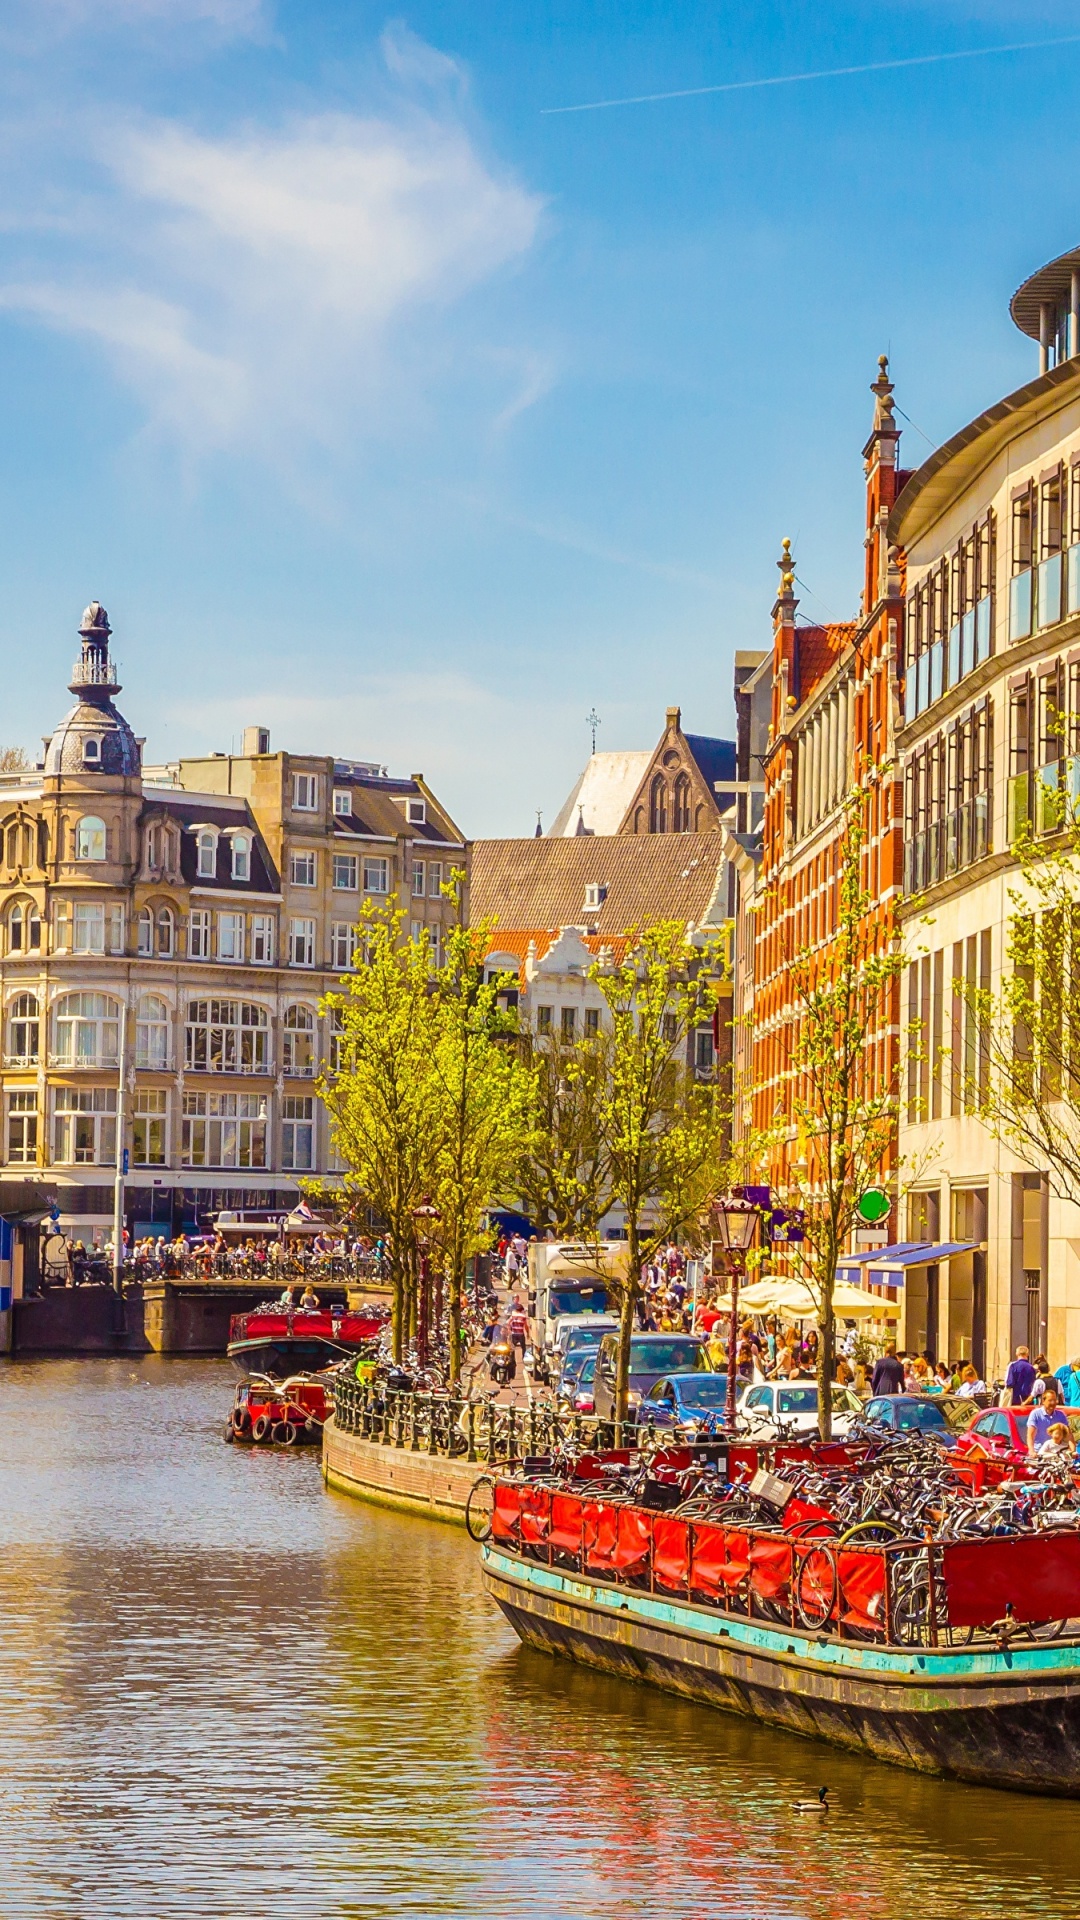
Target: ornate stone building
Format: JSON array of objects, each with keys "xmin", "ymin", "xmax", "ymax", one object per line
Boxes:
[{"xmin": 0, "ymin": 604, "xmax": 466, "ymax": 1247}]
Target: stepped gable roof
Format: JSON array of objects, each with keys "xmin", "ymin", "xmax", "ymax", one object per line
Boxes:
[
  {"xmin": 549, "ymin": 750, "xmax": 652, "ymax": 836},
  {"xmin": 481, "ymin": 927, "xmax": 631, "ymax": 984},
  {"xmin": 143, "ymin": 792, "xmax": 280, "ymax": 892},
  {"xmin": 470, "ymin": 831, "xmax": 728, "ymax": 937},
  {"xmin": 795, "ymin": 621, "xmax": 857, "ymax": 705}
]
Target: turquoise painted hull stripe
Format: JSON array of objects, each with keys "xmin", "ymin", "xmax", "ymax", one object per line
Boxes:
[{"xmin": 482, "ymin": 1544, "xmax": 1080, "ymax": 1681}]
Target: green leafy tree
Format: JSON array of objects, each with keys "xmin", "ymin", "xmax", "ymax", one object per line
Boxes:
[
  {"xmin": 515, "ymin": 1022, "xmax": 613, "ymax": 1237},
  {"xmin": 754, "ymin": 792, "xmax": 903, "ymax": 1438},
  {"xmin": 429, "ymin": 875, "xmax": 536, "ymax": 1382},
  {"xmin": 965, "ymin": 783, "xmax": 1080, "ymax": 1206},
  {"xmin": 589, "ymin": 921, "xmax": 728, "ymax": 1421},
  {"xmin": 318, "ymin": 900, "xmax": 441, "ymax": 1361}
]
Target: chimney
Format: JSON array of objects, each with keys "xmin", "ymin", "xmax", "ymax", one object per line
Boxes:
[{"xmin": 242, "ymin": 726, "xmax": 271, "ymax": 756}]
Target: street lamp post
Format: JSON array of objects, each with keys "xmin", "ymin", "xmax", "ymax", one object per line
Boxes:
[{"xmin": 712, "ymin": 1196, "xmax": 760, "ymax": 1433}]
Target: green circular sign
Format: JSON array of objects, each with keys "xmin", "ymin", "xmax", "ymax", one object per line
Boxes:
[{"xmin": 856, "ymin": 1188, "xmax": 891, "ymax": 1225}]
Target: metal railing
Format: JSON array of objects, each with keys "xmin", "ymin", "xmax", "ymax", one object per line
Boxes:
[{"xmin": 331, "ymin": 1374, "xmax": 620, "ymax": 1464}]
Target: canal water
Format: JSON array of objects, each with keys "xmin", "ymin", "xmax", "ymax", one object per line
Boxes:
[{"xmin": 2, "ymin": 1360, "xmax": 1080, "ymax": 1920}]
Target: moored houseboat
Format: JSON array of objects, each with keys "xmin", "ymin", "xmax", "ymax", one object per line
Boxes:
[
  {"xmin": 227, "ymin": 1303, "xmax": 384, "ymax": 1377},
  {"xmin": 478, "ymin": 1447, "xmax": 1080, "ymax": 1795}
]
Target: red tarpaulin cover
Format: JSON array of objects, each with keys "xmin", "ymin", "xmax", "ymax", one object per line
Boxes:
[
  {"xmin": 584, "ymin": 1501, "xmax": 620, "ymax": 1570},
  {"xmin": 837, "ymin": 1550, "xmax": 886, "ymax": 1632},
  {"xmin": 652, "ymin": 1516, "xmax": 690, "ymax": 1591},
  {"xmin": 942, "ymin": 1532, "xmax": 1080, "ymax": 1627},
  {"xmin": 612, "ymin": 1506, "xmax": 653, "ymax": 1572},
  {"xmin": 688, "ymin": 1522, "xmax": 729, "ymax": 1599},
  {"xmin": 548, "ymin": 1492, "xmax": 585, "ymax": 1558},
  {"xmin": 491, "ymin": 1481, "xmax": 521, "ymax": 1543},
  {"xmin": 749, "ymin": 1534, "xmax": 793, "ymax": 1602},
  {"xmin": 519, "ymin": 1485, "xmax": 551, "ymax": 1546}
]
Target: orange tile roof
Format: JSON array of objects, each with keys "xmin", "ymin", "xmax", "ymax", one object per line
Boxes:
[{"xmin": 480, "ymin": 927, "xmax": 630, "ymax": 985}]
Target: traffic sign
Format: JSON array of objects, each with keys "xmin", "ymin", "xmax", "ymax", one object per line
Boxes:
[{"xmin": 856, "ymin": 1188, "xmax": 891, "ymax": 1225}]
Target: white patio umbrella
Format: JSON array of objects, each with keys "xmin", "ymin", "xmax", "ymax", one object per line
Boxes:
[{"xmin": 711, "ymin": 1276, "xmax": 897, "ymax": 1320}]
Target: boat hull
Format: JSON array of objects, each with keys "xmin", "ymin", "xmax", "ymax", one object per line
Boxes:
[{"xmin": 482, "ymin": 1543, "xmax": 1080, "ymax": 1795}]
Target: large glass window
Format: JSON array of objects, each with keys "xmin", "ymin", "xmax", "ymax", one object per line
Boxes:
[
  {"xmin": 282, "ymin": 1005, "xmax": 316, "ymax": 1077},
  {"xmin": 292, "ymin": 773, "xmax": 318, "ymax": 812},
  {"xmin": 53, "ymin": 991, "xmax": 121, "ymax": 1067},
  {"xmin": 332, "ymin": 854, "xmax": 358, "ymax": 891},
  {"xmin": 7, "ymin": 992, "xmax": 39, "ymax": 1063},
  {"xmin": 427, "ymin": 862, "xmax": 442, "ymax": 897},
  {"xmin": 331, "ymin": 923, "xmax": 357, "ymax": 970},
  {"xmin": 53, "ymin": 1086, "xmax": 117, "ymax": 1165},
  {"xmin": 363, "ymin": 858, "xmax": 388, "ymax": 895},
  {"xmin": 288, "ymin": 918, "xmax": 315, "ymax": 966},
  {"xmin": 217, "ymin": 911, "xmax": 244, "ymax": 962},
  {"xmin": 7, "ymin": 1091, "xmax": 37, "ymax": 1164},
  {"xmin": 196, "ymin": 830, "xmax": 217, "ymax": 879},
  {"xmin": 250, "ymin": 915, "xmax": 274, "ymax": 964},
  {"xmin": 184, "ymin": 999, "xmax": 269, "ymax": 1073},
  {"xmin": 282, "ymin": 1095, "xmax": 314, "ymax": 1170},
  {"xmin": 188, "ymin": 909, "xmax": 211, "ymax": 958},
  {"xmin": 182, "ymin": 1091, "xmax": 267, "ymax": 1167},
  {"xmin": 290, "ymin": 850, "xmax": 316, "ymax": 887},
  {"xmin": 133, "ymin": 1089, "xmax": 167, "ymax": 1166},
  {"xmin": 74, "ymin": 903, "xmax": 104, "ymax": 953},
  {"xmin": 75, "ymin": 816, "xmax": 106, "ymax": 861},
  {"xmin": 135, "ymin": 994, "xmax": 169, "ymax": 1070}
]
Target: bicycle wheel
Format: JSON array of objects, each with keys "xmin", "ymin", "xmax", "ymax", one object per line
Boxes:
[
  {"xmin": 795, "ymin": 1547, "xmax": 837, "ymax": 1629},
  {"xmin": 465, "ymin": 1475, "xmax": 496, "ymax": 1542},
  {"xmin": 837, "ymin": 1519, "xmax": 903, "ymax": 1546}
]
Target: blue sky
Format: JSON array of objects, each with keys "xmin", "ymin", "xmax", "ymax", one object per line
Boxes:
[{"xmin": 0, "ymin": 0, "xmax": 1076, "ymax": 833}]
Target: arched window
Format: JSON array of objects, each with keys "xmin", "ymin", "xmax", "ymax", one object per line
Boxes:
[
  {"xmin": 53, "ymin": 991, "xmax": 121, "ymax": 1067},
  {"xmin": 8, "ymin": 903, "xmax": 22, "ymax": 953},
  {"xmin": 83, "ymin": 736, "xmax": 101, "ymax": 766},
  {"xmin": 196, "ymin": 830, "xmax": 217, "ymax": 880},
  {"xmin": 673, "ymin": 773, "xmax": 691, "ymax": 832},
  {"xmin": 135, "ymin": 994, "xmax": 170, "ymax": 1071},
  {"xmin": 231, "ymin": 834, "xmax": 251, "ymax": 882},
  {"xmin": 5, "ymin": 824, "xmax": 17, "ymax": 869},
  {"xmin": 75, "ymin": 816, "xmax": 107, "ymax": 861},
  {"xmin": 283, "ymin": 1004, "xmax": 315, "ymax": 1077},
  {"xmin": 138, "ymin": 906, "xmax": 153, "ymax": 957},
  {"xmin": 9, "ymin": 901, "xmax": 41, "ymax": 954},
  {"xmin": 649, "ymin": 776, "xmax": 668, "ymax": 833},
  {"xmin": 185, "ymin": 999, "xmax": 269, "ymax": 1073},
  {"xmin": 8, "ymin": 992, "xmax": 39, "ymax": 1063},
  {"xmin": 328, "ymin": 1006, "xmax": 345, "ymax": 1074},
  {"xmin": 157, "ymin": 906, "xmax": 174, "ymax": 957}
]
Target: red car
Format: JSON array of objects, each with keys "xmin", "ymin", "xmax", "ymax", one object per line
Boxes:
[{"xmin": 953, "ymin": 1403, "xmax": 1080, "ymax": 1461}]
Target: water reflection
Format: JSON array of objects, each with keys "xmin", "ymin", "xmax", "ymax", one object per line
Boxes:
[{"xmin": 0, "ymin": 1359, "xmax": 1079, "ymax": 1919}]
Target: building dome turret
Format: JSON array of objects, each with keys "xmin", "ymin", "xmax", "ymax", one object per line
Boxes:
[{"xmin": 42, "ymin": 601, "xmax": 141, "ymax": 778}]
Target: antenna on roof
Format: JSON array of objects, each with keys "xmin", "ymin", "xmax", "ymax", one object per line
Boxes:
[
  {"xmin": 586, "ymin": 707, "xmax": 601, "ymax": 755},
  {"xmin": 535, "ymin": 809, "xmax": 543, "ymax": 838}
]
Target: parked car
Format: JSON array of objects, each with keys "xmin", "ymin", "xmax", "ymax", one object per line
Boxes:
[
  {"xmin": 859, "ymin": 1394, "xmax": 959, "ymax": 1446},
  {"xmin": 558, "ymin": 1352, "xmax": 598, "ymax": 1415},
  {"xmin": 593, "ymin": 1332, "xmax": 711, "ymax": 1420},
  {"xmin": 738, "ymin": 1379, "xmax": 863, "ymax": 1439},
  {"xmin": 953, "ymin": 1405, "xmax": 1080, "ymax": 1460},
  {"xmin": 638, "ymin": 1370, "xmax": 747, "ymax": 1432}
]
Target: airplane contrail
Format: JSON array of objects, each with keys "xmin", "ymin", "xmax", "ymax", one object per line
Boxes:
[{"xmin": 541, "ymin": 33, "xmax": 1080, "ymax": 116}]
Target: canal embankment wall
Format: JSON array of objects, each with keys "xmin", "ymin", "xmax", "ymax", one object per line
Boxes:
[{"xmin": 321, "ymin": 1415, "xmax": 481, "ymax": 1524}]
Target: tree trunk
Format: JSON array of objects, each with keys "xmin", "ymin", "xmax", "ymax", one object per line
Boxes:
[
  {"xmin": 448, "ymin": 1249, "xmax": 463, "ymax": 1385},
  {"xmin": 614, "ymin": 1220, "xmax": 640, "ymax": 1424},
  {"xmin": 817, "ymin": 1260, "xmax": 836, "ymax": 1442}
]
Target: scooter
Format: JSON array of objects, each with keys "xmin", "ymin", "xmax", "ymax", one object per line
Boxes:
[{"xmin": 488, "ymin": 1335, "xmax": 515, "ymax": 1388}]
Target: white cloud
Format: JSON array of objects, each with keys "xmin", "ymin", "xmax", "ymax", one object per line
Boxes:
[
  {"xmin": 33, "ymin": 0, "xmax": 267, "ymax": 32},
  {"xmin": 0, "ymin": 37, "xmax": 544, "ymax": 454}
]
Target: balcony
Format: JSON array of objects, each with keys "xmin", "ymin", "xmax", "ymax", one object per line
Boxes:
[
  {"xmin": 904, "ymin": 794, "xmax": 990, "ymax": 895},
  {"xmin": 69, "ymin": 655, "xmax": 119, "ymax": 688}
]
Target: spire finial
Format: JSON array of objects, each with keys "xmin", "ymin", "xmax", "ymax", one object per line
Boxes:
[{"xmin": 871, "ymin": 354, "xmax": 895, "ymax": 429}]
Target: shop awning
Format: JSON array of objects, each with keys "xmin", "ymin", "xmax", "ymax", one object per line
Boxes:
[{"xmin": 838, "ymin": 1241, "xmax": 981, "ymax": 1289}]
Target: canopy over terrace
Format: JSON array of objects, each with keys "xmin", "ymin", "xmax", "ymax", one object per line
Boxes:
[
  {"xmin": 837, "ymin": 1241, "xmax": 981, "ymax": 1288},
  {"xmin": 711, "ymin": 1276, "xmax": 895, "ymax": 1320}
]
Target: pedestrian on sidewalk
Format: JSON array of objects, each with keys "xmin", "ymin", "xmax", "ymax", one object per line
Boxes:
[
  {"xmin": 1001, "ymin": 1346, "xmax": 1036, "ymax": 1406},
  {"xmin": 871, "ymin": 1342, "xmax": 905, "ymax": 1396}
]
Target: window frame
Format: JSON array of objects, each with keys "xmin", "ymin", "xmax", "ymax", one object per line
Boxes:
[
  {"xmin": 289, "ymin": 849, "xmax": 317, "ymax": 888},
  {"xmin": 292, "ymin": 772, "xmax": 319, "ymax": 813},
  {"xmin": 75, "ymin": 816, "xmax": 107, "ymax": 862},
  {"xmin": 363, "ymin": 857, "xmax": 389, "ymax": 896},
  {"xmin": 288, "ymin": 918, "xmax": 316, "ymax": 967},
  {"xmin": 332, "ymin": 853, "xmax": 358, "ymax": 892}
]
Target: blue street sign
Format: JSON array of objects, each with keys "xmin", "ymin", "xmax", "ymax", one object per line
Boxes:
[{"xmin": 122, "ymin": 1149, "xmax": 129, "ymax": 1175}]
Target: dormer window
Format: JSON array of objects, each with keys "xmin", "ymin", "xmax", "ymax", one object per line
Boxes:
[
  {"xmin": 231, "ymin": 834, "xmax": 251, "ymax": 882},
  {"xmin": 407, "ymin": 798, "xmax": 426, "ymax": 824},
  {"xmin": 333, "ymin": 789, "xmax": 352, "ymax": 818},
  {"xmin": 196, "ymin": 829, "xmax": 217, "ymax": 879},
  {"xmin": 83, "ymin": 737, "xmax": 101, "ymax": 766},
  {"xmin": 583, "ymin": 882, "xmax": 607, "ymax": 911}
]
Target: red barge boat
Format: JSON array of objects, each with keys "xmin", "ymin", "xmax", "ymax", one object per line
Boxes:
[
  {"xmin": 479, "ymin": 1439, "xmax": 1080, "ymax": 1795},
  {"xmin": 227, "ymin": 1303, "xmax": 385, "ymax": 1378}
]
